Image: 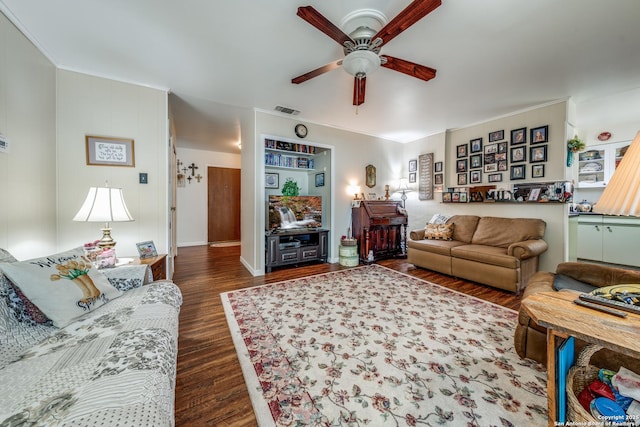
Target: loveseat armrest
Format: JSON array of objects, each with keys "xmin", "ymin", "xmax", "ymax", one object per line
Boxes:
[
  {"xmin": 556, "ymin": 262, "xmax": 640, "ymax": 288},
  {"xmin": 409, "ymin": 229, "xmax": 425, "ymax": 240},
  {"xmin": 507, "ymin": 239, "xmax": 548, "ymax": 260}
]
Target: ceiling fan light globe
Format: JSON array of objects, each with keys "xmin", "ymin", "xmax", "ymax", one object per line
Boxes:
[{"xmin": 342, "ymin": 50, "xmax": 380, "ymax": 77}]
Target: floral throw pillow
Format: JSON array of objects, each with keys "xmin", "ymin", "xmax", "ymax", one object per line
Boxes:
[
  {"xmin": 0, "ymin": 247, "xmax": 122, "ymax": 327},
  {"xmin": 424, "ymin": 223, "xmax": 454, "ymax": 240}
]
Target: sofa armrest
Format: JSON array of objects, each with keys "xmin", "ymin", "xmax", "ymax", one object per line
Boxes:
[
  {"xmin": 556, "ymin": 262, "xmax": 640, "ymax": 288},
  {"xmin": 409, "ymin": 229, "xmax": 425, "ymax": 240},
  {"xmin": 507, "ymin": 239, "xmax": 548, "ymax": 260}
]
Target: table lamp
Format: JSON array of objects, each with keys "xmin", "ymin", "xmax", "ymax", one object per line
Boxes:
[
  {"xmin": 73, "ymin": 186, "xmax": 134, "ymax": 248},
  {"xmin": 397, "ymin": 178, "xmax": 410, "ymax": 208},
  {"xmin": 593, "ymin": 131, "xmax": 640, "ymax": 216}
]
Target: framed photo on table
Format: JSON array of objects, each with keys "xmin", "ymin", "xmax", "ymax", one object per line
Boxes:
[{"xmin": 136, "ymin": 241, "xmax": 158, "ymax": 259}]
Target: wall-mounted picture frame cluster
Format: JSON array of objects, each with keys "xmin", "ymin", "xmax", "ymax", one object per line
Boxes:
[{"xmin": 453, "ymin": 124, "xmax": 549, "ymax": 186}]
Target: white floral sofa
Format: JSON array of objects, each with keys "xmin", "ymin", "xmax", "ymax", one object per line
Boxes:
[{"xmin": 0, "ymin": 247, "xmax": 182, "ymax": 426}]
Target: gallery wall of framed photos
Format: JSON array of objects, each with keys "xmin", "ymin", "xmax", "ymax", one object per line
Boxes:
[{"xmin": 444, "ymin": 101, "xmax": 568, "ymax": 198}]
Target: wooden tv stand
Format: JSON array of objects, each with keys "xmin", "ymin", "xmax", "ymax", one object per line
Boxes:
[{"xmin": 265, "ymin": 228, "xmax": 329, "ymax": 272}]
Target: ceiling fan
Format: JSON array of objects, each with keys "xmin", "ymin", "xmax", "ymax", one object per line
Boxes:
[{"xmin": 292, "ymin": 0, "xmax": 441, "ymax": 106}]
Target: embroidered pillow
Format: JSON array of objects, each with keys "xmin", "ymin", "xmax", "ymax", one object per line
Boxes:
[
  {"xmin": 424, "ymin": 223, "xmax": 454, "ymax": 240},
  {"xmin": 0, "ymin": 247, "xmax": 122, "ymax": 327}
]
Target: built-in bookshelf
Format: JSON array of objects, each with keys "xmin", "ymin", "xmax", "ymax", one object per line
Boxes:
[{"xmin": 265, "ymin": 138, "xmax": 316, "ymax": 170}]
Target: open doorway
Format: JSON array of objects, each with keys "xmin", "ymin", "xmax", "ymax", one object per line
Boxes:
[{"xmin": 208, "ymin": 167, "xmax": 241, "ymax": 245}]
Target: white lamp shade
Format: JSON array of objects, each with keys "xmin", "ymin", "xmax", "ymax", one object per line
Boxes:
[
  {"xmin": 398, "ymin": 178, "xmax": 410, "ymax": 191},
  {"xmin": 593, "ymin": 130, "xmax": 640, "ymax": 216},
  {"xmin": 73, "ymin": 187, "xmax": 134, "ymax": 222}
]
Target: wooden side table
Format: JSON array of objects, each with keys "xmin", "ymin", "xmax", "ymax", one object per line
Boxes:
[
  {"xmin": 132, "ymin": 254, "xmax": 167, "ymax": 281},
  {"xmin": 521, "ymin": 291, "xmax": 640, "ymax": 426}
]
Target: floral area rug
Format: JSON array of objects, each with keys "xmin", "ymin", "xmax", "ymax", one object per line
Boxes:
[{"xmin": 221, "ymin": 264, "xmax": 547, "ymax": 426}]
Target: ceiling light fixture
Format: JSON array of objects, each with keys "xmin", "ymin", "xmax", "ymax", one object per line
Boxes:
[{"xmin": 342, "ymin": 50, "xmax": 380, "ymax": 78}]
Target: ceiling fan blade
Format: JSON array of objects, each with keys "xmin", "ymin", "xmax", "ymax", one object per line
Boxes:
[
  {"xmin": 297, "ymin": 6, "xmax": 354, "ymax": 46},
  {"xmin": 353, "ymin": 77, "xmax": 366, "ymax": 106},
  {"xmin": 292, "ymin": 60, "xmax": 342, "ymax": 84},
  {"xmin": 374, "ymin": 0, "xmax": 441, "ymax": 47},
  {"xmin": 381, "ymin": 55, "xmax": 437, "ymax": 81}
]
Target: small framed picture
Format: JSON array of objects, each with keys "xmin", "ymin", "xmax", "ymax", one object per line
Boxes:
[
  {"xmin": 457, "ymin": 173, "xmax": 467, "ymax": 185},
  {"xmin": 470, "ymin": 170, "xmax": 482, "ymax": 184},
  {"xmin": 497, "ymin": 142, "xmax": 507, "ymax": 154},
  {"xmin": 136, "ymin": 241, "xmax": 158, "ymax": 259},
  {"xmin": 528, "ymin": 188, "xmax": 542, "ymax": 202},
  {"xmin": 457, "ymin": 158, "xmax": 468, "ymax": 173},
  {"xmin": 470, "ymin": 154, "xmax": 483, "ymax": 169},
  {"xmin": 86, "ymin": 135, "xmax": 135, "ymax": 167},
  {"xmin": 511, "ymin": 127, "xmax": 527, "ymax": 145},
  {"xmin": 315, "ymin": 172, "xmax": 325, "ymax": 187},
  {"xmin": 510, "ymin": 165, "xmax": 526, "ymax": 180},
  {"xmin": 459, "ymin": 192, "xmax": 468, "ymax": 203},
  {"xmin": 442, "ymin": 192, "xmax": 452, "ymax": 203},
  {"xmin": 484, "ymin": 143, "xmax": 498, "ymax": 154},
  {"xmin": 470, "ymin": 138, "xmax": 483, "ymax": 153},
  {"xmin": 408, "ymin": 159, "xmax": 418, "ymax": 172},
  {"xmin": 457, "ymin": 143, "xmax": 468, "ymax": 158},
  {"xmin": 409, "ymin": 172, "xmax": 416, "ymax": 183},
  {"xmin": 532, "ymin": 164, "xmax": 545, "ymax": 178},
  {"xmin": 434, "ymin": 173, "xmax": 443, "ymax": 185},
  {"xmin": 530, "ymin": 145, "xmax": 547, "ymax": 163},
  {"xmin": 265, "ymin": 172, "xmax": 279, "ymax": 188},
  {"xmin": 434, "ymin": 161, "xmax": 443, "ymax": 173},
  {"xmin": 531, "ymin": 125, "xmax": 549, "ymax": 144},
  {"xmin": 510, "ymin": 146, "xmax": 526, "ymax": 163},
  {"xmin": 489, "ymin": 129, "xmax": 504, "ymax": 142},
  {"xmin": 452, "ymin": 192, "xmax": 460, "ymax": 202},
  {"xmin": 488, "ymin": 173, "xmax": 503, "ymax": 183},
  {"xmin": 484, "ymin": 163, "xmax": 498, "ymax": 173}
]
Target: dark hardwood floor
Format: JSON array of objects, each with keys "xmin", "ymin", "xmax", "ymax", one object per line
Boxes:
[{"xmin": 172, "ymin": 245, "xmax": 523, "ymax": 426}]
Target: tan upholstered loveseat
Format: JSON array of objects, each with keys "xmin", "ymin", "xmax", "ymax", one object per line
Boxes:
[
  {"xmin": 407, "ymin": 215, "xmax": 548, "ymax": 293},
  {"xmin": 515, "ymin": 262, "xmax": 640, "ymax": 370}
]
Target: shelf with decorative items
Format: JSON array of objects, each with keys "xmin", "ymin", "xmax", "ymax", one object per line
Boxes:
[
  {"xmin": 265, "ymin": 137, "xmax": 318, "ymax": 170},
  {"xmin": 441, "ymin": 181, "xmax": 574, "ymax": 204},
  {"xmin": 576, "ymin": 140, "xmax": 631, "ymax": 188}
]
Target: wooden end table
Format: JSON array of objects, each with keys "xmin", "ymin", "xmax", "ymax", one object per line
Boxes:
[
  {"xmin": 521, "ymin": 291, "xmax": 640, "ymax": 426},
  {"xmin": 132, "ymin": 254, "xmax": 167, "ymax": 281}
]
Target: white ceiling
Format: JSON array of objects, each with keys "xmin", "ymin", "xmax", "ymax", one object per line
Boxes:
[{"xmin": 2, "ymin": 0, "xmax": 640, "ymax": 154}]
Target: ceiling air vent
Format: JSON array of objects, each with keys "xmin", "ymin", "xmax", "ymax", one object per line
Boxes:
[{"xmin": 275, "ymin": 105, "xmax": 300, "ymax": 115}]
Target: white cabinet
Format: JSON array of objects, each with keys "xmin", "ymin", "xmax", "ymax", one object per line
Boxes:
[
  {"xmin": 577, "ymin": 141, "xmax": 631, "ymax": 188},
  {"xmin": 577, "ymin": 215, "xmax": 640, "ymax": 267}
]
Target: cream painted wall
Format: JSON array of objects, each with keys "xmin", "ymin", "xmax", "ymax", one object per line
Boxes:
[
  {"xmin": 56, "ymin": 70, "xmax": 169, "ymax": 258},
  {"xmin": 402, "ymin": 101, "xmax": 571, "ymax": 272},
  {"xmin": 241, "ymin": 110, "xmax": 407, "ymax": 275},
  {"xmin": 175, "ymin": 146, "xmax": 240, "ymax": 246},
  {"xmin": 0, "ymin": 12, "xmax": 57, "ymax": 260}
]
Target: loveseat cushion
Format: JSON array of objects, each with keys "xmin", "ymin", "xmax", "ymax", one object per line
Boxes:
[
  {"xmin": 446, "ymin": 215, "xmax": 480, "ymax": 243},
  {"xmin": 407, "ymin": 238, "xmax": 467, "ymax": 256},
  {"xmin": 553, "ymin": 274, "xmax": 597, "ymax": 293},
  {"xmin": 450, "ymin": 244, "xmax": 519, "ymax": 269},
  {"xmin": 471, "ymin": 217, "xmax": 546, "ymax": 248}
]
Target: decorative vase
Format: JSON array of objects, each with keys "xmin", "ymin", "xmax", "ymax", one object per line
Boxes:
[{"xmin": 567, "ymin": 148, "xmax": 576, "ymax": 167}]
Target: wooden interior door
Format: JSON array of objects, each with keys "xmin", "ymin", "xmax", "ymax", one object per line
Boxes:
[{"xmin": 208, "ymin": 167, "xmax": 241, "ymax": 243}]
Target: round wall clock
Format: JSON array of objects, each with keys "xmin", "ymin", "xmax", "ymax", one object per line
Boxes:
[{"xmin": 294, "ymin": 123, "xmax": 308, "ymax": 138}]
